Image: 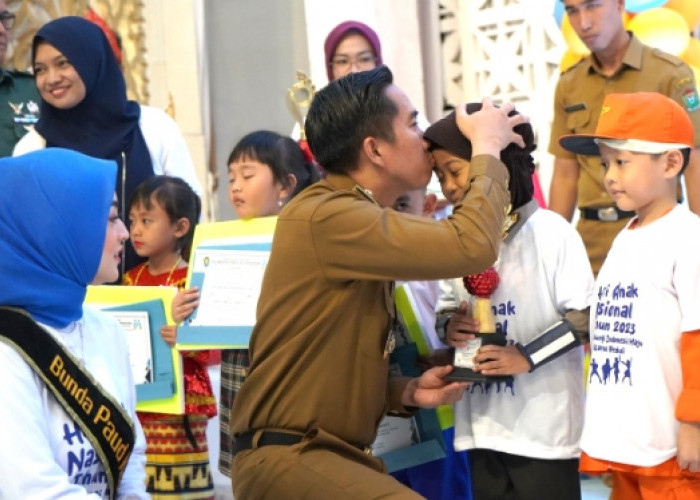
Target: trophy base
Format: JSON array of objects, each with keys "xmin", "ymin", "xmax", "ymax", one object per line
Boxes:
[
  {"xmin": 444, "ymin": 367, "xmax": 513, "ymax": 383},
  {"xmin": 445, "ymin": 332, "xmax": 513, "ymax": 383}
]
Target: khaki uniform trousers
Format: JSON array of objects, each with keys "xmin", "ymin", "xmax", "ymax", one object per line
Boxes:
[
  {"xmin": 231, "ymin": 428, "xmax": 424, "ymax": 500},
  {"xmin": 577, "ymin": 217, "xmax": 629, "ymax": 277}
]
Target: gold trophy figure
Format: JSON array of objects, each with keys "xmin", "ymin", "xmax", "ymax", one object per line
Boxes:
[
  {"xmin": 446, "ymin": 267, "xmax": 513, "ymax": 383},
  {"xmin": 286, "ymin": 71, "xmax": 316, "ymax": 141}
]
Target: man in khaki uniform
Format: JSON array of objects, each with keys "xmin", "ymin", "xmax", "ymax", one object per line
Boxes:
[
  {"xmin": 548, "ymin": 0, "xmax": 700, "ymax": 275},
  {"xmin": 0, "ymin": 0, "xmax": 39, "ymax": 157},
  {"xmin": 229, "ymin": 66, "xmax": 527, "ymax": 499}
]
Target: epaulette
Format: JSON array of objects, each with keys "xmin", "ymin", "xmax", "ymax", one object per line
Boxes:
[
  {"xmin": 650, "ymin": 47, "xmax": 684, "ymax": 67},
  {"xmin": 560, "ymin": 56, "xmax": 586, "ymax": 77}
]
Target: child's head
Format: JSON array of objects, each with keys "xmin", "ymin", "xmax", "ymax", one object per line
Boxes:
[
  {"xmin": 227, "ymin": 130, "xmax": 320, "ymax": 220},
  {"xmin": 128, "ymin": 176, "xmax": 201, "ymax": 262},
  {"xmin": 392, "ymin": 188, "xmax": 438, "ymax": 218},
  {"xmin": 559, "ymin": 92, "xmax": 693, "ymax": 215},
  {"xmin": 423, "ymin": 103, "xmax": 535, "ymax": 209}
]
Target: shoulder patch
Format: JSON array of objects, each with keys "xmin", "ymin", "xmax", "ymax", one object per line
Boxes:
[
  {"xmin": 650, "ymin": 48, "xmax": 684, "ymax": 67},
  {"xmin": 681, "ymin": 88, "xmax": 700, "ymax": 113}
]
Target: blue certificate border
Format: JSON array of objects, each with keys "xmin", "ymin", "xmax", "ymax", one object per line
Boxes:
[
  {"xmin": 379, "ymin": 343, "xmax": 446, "ymax": 473},
  {"xmin": 177, "ymin": 242, "xmax": 271, "ymax": 348}
]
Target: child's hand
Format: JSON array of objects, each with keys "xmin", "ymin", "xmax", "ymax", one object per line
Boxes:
[
  {"xmin": 172, "ymin": 286, "xmax": 200, "ymax": 324},
  {"xmin": 445, "ymin": 301, "xmax": 479, "ymax": 347},
  {"xmin": 677, "ymin": 421, "xmax": 700, "ymax": 472},
  {"xmin": 160, "ymin": 325, "xmax": 178, "ymax": 347},
  {"xmin": 472, "ymin": 344, "xmax": 530, "ymax": 376}
]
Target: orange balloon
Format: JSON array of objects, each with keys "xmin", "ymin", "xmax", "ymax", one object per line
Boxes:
[
  {"xmin": 560, "ymin": 49, "xmax": 584, "ymax": 72},
  {"xmin": 623, "ymin": 11, "xmax": 632, "ymax": 27},
  {"xmin": 561, "ymin": 13, "xmax": 590, "ymax": 56},
  {"xmin": 682, "ymin": 37, "xmax": 700, "ymax": 68},
  {"xmin": 665, "ymin": 0, "xmax": 700, "ymax": 31},
  {"xmin": 628, "ymin": 7, "xmax": 690, "ymax": 56}
]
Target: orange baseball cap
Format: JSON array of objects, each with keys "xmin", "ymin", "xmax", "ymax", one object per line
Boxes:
[{"xmin": 559, "ymin": 92, "xmax": 694, "ymax": 156}]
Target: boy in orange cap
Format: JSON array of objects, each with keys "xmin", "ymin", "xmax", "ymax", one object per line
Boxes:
[{"xmin": 560, "ymin": 92, "xmax": 700, "ymax": 499}]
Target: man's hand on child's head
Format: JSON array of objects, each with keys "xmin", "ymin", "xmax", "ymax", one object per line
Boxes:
[
  {"xmin": 455, "ymin": 98, "xmax": 528, "ymax": 158},
  {"xmin": 172, "ymin": 286, "xmax": 200, "ymax": 324}
]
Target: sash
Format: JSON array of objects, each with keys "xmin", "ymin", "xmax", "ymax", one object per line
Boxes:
[{"xmin": 0, "ymin": 307, "xmax": 135, "ymax": 499}]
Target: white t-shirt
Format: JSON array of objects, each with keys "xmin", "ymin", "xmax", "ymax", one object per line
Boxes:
[
  {"xmin": 438, "ymin": 205, "xmax": 594, "ymax": 459},
  {"xmin": 0, "ymin": 306, "xmax": 148, "ymax": 499},
  {"xmin": 581, "ymin": 205, "xmax": 700, "ymax": 467},
  {"xmin": 13, "ymin": 105, "xmax": 202, "ymax": 196}
]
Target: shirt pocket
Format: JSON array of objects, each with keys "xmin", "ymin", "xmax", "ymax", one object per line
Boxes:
[{"xmin": 566, "ymin": 107, "xmax": 592, "ymax": 133}]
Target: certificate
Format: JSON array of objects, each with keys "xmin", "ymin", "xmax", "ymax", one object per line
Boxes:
[
  {"xmin": 85, "ymin": 285, "xmax": 184, "ymax": 414},
  {"xmin": 371, "ymin": 343, "xmax": 446, "ymax": 473},
  {"xmin": 177, "ymin": 217, "xmax": 277, "ymax": 349},
  {"xmin": 108, "ymin": 310, "xmax": 153, "ymax": 385}
]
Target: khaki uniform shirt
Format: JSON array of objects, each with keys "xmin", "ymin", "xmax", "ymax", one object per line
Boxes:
[
  {"xmin": 0, "ymin": 68, "xmax": 39, "ymax": 158},
  {"xmin": 549, "ymin": 34, "xmax": 700, "ymax": 208},
  {"xmin": 231, "ymin": 156, "xmax": 509, "ymax": 454},
  {"xmin": 548, "ymin": 34, "xmax": 700, "ymax": 274}
]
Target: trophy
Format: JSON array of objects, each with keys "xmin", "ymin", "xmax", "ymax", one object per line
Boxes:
[
  {"xmin": 445, "ymin": 267, "xmax": 513, "ymax": 383},
  {"xmin": 286, "ymin": 70, "xmax": 316, "ymax": 141}
]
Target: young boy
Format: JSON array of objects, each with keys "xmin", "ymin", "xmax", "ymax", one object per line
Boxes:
[
  {"xmin": 425, "ymin": 103, "xmax": 594, "ymax": 500},
  {"xmin": 560, "ymin": 91, "xmax": 700, "ymax": 499}
]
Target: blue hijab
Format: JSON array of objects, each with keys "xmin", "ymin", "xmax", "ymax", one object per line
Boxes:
[
  {"xmin": 0, "ymin": 149, "xmax": 116, "ymax": 328},
  {"xmin": 33, "ymin": 16, "xmax": 153, "ymax": 222}
]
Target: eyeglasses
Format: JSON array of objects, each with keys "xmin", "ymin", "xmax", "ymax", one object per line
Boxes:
[
  {"xmin": 330, "ymin": 51, "xmax": 377, "ymax": 73},
  {"xmin": 0, "ymin": 11, "xmax": 16, "ymax": 30}
]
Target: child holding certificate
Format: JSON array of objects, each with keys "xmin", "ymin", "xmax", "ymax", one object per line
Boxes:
[
  {"xmin": 172, "ymin": 130, "xmax": 320, "ymax": 478},
  {"xmin": 123, "ymin": 175, "xmax": 218, "ymax": 499}
]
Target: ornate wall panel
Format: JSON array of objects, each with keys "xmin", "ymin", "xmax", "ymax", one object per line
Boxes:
[
  {"xmin": 439, "ymin": 0, "xmax": 567, "ymax": 196},
  {"xmin": 6, "ymin": 0, "xmax": 148, "ymax": 103}
]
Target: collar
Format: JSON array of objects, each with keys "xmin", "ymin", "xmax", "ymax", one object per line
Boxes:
[
  {"xmin": 324, "ymin": 173, "xmax": 379, "ymax": 205},
  {"xmin": 503, "ymin": 199, "xmax": 538, "ymax": 242},
  {"xmin": 587, "ymin": 32, "xmax": 642, "ymax": 76}
]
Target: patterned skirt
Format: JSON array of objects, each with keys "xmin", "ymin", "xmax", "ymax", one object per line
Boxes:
[{"xmin": 139, "ymin": 413, "xmax": 215, "ymax": 499}]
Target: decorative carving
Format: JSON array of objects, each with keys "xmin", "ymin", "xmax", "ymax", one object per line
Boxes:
[{"xmin": 6, "ymin": 0, "xmax": 148, "ymax": 103}]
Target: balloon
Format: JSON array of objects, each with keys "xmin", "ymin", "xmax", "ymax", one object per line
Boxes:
[
  {"xmin": 628, "ymin": 8, "xmax": 691, "ymax": 56},
  {"xmin": 665, "ymin": 0, "xmax": 700, "ymax": 30},
  {"xmin": 682, "ymin": 37, "xmax": 700, "ymax": 69},
  {"xmin": 625, "ymin": 0, "xmax": 668, "ymax": 14},
  {"xmin": 689, "ymin": 64, "xmax": 700, "ymax": 89},
  {"xmin": 561, "ymin": 13, "xmax": 591, "ymax": 56},
  {"xmin": 553, "ymin": 0, "xmax": 565, "ymax": 27},
  {"xmin": 560, "ymin": 48, "xmax": 584, "ymax": 72}
]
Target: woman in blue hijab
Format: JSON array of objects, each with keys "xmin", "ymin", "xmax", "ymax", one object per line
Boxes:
[
  {"xmin": 14, "ymin": 16, "xmax": 202, "ymax": 275},
  {"xmin": 0, "ymin": 148, "xmax": 148, "ymax": 498}
]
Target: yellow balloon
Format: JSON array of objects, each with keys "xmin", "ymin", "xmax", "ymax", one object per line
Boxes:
[
  {"xmin": 560, "ymin": 49, "xmax": 584, "ymax": 72},
  {"xmin": 561, "ymin": 13, "xmax": 590, "ymax": 56},
  {"xmin": 628, "ymin": 7, "xmax": 690, "ymax": 56},
  {"xmin": 690, "ymin": 64, "xmax": 700, "ymax": 88},
  {"xmin": 665, "ymin": 0, "xmax": 700, "ymax": 31},
  {"xmin": 682, "ymin": 37, "xmax": 700, "ymax": 68},
  {"xmin": 622, "ymin": 11, "xmax": 632, "ymax": 27}
]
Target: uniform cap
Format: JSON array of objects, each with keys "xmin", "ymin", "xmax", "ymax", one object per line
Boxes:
[{"xmin": 559, "ymin": 92, "xmax": 694, "ymax": 155}]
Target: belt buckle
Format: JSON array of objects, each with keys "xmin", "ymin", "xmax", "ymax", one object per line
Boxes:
[{"xmin": 597, "ymin": 207, "xmax": 618, "ymax": 222}]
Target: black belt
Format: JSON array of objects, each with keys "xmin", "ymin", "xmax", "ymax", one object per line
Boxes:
[
  {"xmin": 234, "ymin": 430, "xmax": 303, "ymax": 456},
  {"xmin": 580, "ymin": 206, "xmax": 635, "ymax": 222}
]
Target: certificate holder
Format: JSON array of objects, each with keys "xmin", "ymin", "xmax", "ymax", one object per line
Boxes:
[
  {"xmin": 372, "ymin": 342, "xmax": 446, "ymax": 473},
  {"xmin": 85, "ymin": 285, "xmax": 184, "ymax": 414},
  {"xmin": 177, "ymin": 217, "xmax": 277, "ymax": 349}
]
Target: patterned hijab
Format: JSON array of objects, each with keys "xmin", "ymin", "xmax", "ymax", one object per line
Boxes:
[
  {"xmin": 0, "ymin": 149, "xmax": 116, "ymax": 328},
  {"xmin": 33, "ymin": 16, "xmax": 153, "ymax": 221}
]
